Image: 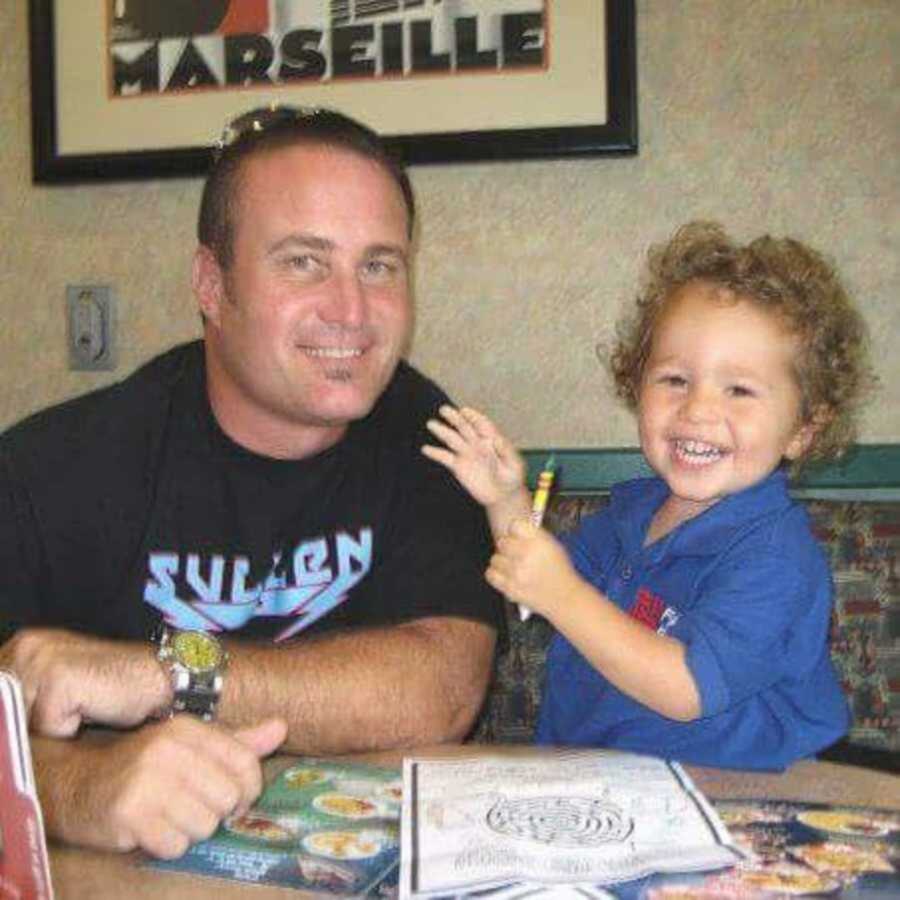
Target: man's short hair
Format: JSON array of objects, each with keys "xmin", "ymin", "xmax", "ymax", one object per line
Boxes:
[{"xmin": 197, "ymin": 106, "xmax": 416, "ymax": 268}]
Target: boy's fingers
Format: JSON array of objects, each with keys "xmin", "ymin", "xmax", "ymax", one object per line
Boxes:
[
  {"xmin": 437, "ymin": 404, "xmax": 468, "ymax": 432},
  {"xmin": 425, "ymin": 418, "xmax": 468, "ymax": 452},
  {"xmin": 489, "ymin": 556, "xmax": 510, "ymax": 578},
  {"xmin": 494, "ymin": 435, "xmax": 521, "ymax": 465},
  {"xmin": 445, "ymin": 406, "xmax": 478, "ymax": 442},
  {"xmin": 458, "ymin": 407, "xmax": 495, "ymax": 439},
  {"xmin": 421, "ymin": 444, "xmax": 456, "ymax": 469},
  {"xmin": 485, "ymin": 566, "xmax": 512, "ymax": 599}
]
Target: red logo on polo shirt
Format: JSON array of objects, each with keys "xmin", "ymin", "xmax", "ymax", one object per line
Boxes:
[{"xmin": 631, "ymin": 588, "xmax": 665, "ymax": 630}]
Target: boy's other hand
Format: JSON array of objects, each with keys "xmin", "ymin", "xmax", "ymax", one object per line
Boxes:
[{"xmin": 486, "ymin": 518, "xmax": 583, "ymax": 619}]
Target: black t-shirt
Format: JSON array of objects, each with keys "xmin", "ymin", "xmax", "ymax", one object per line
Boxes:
[{"xmin": 0, "ymin": 342, "xmax": 503, "ymax": 644}]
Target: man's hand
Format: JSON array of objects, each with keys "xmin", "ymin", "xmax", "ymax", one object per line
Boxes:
[
  {"xmin": 486, "ymin": 518, "xmax": 585, "ymax": 620},
  {"xmin": 38, "ymin": 716, "xmax": 286, "ymax": 859},
  {"xmin": 0, "ymin": 628, "xmax": 169, "ymax": 736}
]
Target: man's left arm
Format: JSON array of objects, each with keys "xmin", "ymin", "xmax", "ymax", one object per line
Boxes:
[
  {"xmin": 1, "ymin": 616, "xmax": 495, "ymax": 752},
  {"xmin": 221, "ymin": 615, "xmax": 496, "ymax": 752}
]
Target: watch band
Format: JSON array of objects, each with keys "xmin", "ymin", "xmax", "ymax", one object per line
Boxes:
[{"xmin": 171, "ymin": 668, "xmax": 224, "ymax": 720}]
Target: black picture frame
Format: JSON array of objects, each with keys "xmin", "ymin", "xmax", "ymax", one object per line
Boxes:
[{"xmin": 29, "ymin": 1, "xmax": 637, "ymax": 184}]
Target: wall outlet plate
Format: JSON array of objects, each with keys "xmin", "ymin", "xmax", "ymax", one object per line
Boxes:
[{"xmin": 67, "ymin": 285, "xmax": 115, "ymax": 371}]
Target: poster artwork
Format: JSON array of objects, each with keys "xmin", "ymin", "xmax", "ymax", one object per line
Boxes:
[{"xmin": 108, "ymin": 1, "xmax": 547, "ymax": 98}]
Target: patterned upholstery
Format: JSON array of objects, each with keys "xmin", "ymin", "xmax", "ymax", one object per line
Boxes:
[
  {"xmin": 471, "ymin": 493, "xmax": 900, "ymax": 769},
  {"xmin": 471, "ymin": 494, "xmax": 608, "ymax": 745},
  {"xmin": 809, "ymin": 501, "xmax": 900, "ymax": 762}
]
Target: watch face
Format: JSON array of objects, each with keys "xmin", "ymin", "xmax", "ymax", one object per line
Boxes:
[{"xmin": 172, "ymin": 631, "xmax": 224, "ymax": 672}]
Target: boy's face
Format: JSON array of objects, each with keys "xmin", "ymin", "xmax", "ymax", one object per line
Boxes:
[{"xmin": 638, "ymin": 281, "xmax": 814, "ymax": 522}]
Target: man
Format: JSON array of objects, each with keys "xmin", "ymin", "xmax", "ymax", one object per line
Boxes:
[{"xmin": 0, "ymin": 107, "xmax": 501, "ymax": 859}]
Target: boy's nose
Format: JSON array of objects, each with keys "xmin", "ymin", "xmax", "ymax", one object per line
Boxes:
[{"xmin": 681, "ymin": 386, "xmax": 719, "ymax": 422}]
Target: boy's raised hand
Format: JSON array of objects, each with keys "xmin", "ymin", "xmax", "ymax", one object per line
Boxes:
[{"xmin": 422, "ymin": 405, "xmax": 526, "ymax": 507}]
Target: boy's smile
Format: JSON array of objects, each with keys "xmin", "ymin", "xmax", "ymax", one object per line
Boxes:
[
  {"xmin": 671, "ymin": 438, "xmax": 726, "ymax": 466},
  {"xmin": 638, "ymin": 281, "xmax": 815, "ymax": 531}
]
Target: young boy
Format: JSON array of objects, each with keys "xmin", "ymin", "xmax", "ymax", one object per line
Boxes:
[{"xmin": 422, "ymin": 221, "xmax": 875, "ymax": 771}]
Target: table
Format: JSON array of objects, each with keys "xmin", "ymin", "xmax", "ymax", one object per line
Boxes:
[{"xmin": 47, "ymin": 746, "xmax": 900, "ymax": 899}]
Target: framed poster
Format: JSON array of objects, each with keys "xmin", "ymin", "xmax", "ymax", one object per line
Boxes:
[{"xmin": 29, "ymin": 1, "xmax": 637, "ymax": 183}]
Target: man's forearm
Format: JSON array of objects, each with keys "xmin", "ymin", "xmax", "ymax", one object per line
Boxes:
[
  {"xmin": 6, "ymin": 617, "xmax": 496, "ymax": 756},
  {"xmin": 33, "ymin": 735, "xmax": 81, "ymax": 845},
  {"xmin": 220, "ymin": 616, "xmax": 496, "ymax": 754},
  {"xmin": 32, "ymin": 732, "xmax": 119, "ymax": 849}
]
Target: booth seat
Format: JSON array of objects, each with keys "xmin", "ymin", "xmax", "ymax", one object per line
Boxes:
[{"xmin": 471, "ymin": 446, "xmax": 900, "ymax": 774}]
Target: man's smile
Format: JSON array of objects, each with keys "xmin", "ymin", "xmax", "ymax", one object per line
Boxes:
[{"xmin": 301, "ymin": 346, "xmax": 364, "ymax": 359}]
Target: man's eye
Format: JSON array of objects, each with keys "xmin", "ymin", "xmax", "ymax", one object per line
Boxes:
[
  {"xmin": 365, "ymin": 259, "xmax": 394, "ymax": 275},
  {"xmin": 289, "ymin": 254, "xmax": 319, "ymax": 271},
  {"xmin": 361, "ymin": 258, "xmax": 401, "ymax": 281}
]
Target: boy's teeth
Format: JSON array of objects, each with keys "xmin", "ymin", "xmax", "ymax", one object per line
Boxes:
[{"xmin": 675, "ymin": 440, "xmax": 723, "ymax": 460}]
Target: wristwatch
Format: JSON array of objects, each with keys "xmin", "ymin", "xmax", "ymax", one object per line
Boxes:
[{"xmin": 156, "ymin": 628, "xmax": 227, "ymax": 721}]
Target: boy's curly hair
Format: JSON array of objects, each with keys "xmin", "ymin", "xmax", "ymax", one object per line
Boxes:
[{"xmin": 610, "ymin": 221, "xmax": 876, "ymax": 465}]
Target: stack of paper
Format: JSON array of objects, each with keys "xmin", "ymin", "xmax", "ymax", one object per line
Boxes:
[{"xmin": 399, "ymin": 750, "xmax": 741, "ymax": 898}]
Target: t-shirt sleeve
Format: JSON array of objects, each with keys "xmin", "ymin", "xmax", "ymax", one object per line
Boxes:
[
  {"xmin": 353, "ymin": 368, "xmax": 505, "ymax": 635},
  {"xmin": 681, "ymin": 541, "xmax": 830, "ymax": 717},
  {"xmin": 373, "ymin": 442, "xmax": 505, "ymax": 632}
]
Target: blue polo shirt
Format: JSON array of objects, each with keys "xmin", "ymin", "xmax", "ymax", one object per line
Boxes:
[{"xmin": 535, "ymin": 470, "xmax": 850, "ymax": 771}]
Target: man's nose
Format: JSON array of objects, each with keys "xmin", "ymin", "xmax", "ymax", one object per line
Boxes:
[{"xmin": 320, "ymin": 271, "xmax": 366, "ymax": 328}]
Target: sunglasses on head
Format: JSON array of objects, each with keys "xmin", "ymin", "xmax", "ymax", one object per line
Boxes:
[{"xmin": 213, "ymin": 104, "xmax": 324, "ymax": 160}]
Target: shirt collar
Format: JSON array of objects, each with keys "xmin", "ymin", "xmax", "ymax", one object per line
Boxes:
[{"xmin": 611, "ymin": 468, "xmax": 793, "ymax": 558}]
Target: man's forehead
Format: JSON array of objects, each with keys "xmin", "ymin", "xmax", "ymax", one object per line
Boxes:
[
  {"xmin": 239, "ymin": 141, "xmax": 391, "ymax": 191},
  {"xmin": 233, "ymin": 142, "xmax": 409, "ymax": 226}
]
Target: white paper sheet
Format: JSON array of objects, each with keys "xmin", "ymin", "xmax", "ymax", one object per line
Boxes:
[{"xmin": 400, "ymin": 750, "xmax": 741, "ymax": 898}]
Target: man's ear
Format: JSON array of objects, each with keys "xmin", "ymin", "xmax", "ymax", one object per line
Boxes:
[
  {"xmin": 785, "ymin": 405, "xmax": 832, "ymax": 461},
  {"xmin": 192, "ymin": 244, "xmax": 226, "ymax": 326}
]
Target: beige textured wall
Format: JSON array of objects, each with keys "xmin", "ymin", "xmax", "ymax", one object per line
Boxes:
[{"xmin": 1, "ymin": 2, "xmax": 897, "ymax": 449}]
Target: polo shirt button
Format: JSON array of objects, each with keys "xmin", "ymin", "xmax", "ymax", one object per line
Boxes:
[{"xmin": 621, "ymin": 564, "xmax": 632, "ymax": 580}]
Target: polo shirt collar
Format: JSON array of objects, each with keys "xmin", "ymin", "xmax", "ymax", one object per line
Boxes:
[{"xmin": 611, "ymin": 468, "xmax": 793, "ymax": 558}]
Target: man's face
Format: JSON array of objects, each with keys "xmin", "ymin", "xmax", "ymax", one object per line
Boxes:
[{"xmin": 194, "ymin": 143, "xmax": 413, "ymax": 457}]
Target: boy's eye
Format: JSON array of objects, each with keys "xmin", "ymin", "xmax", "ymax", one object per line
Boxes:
[
  {"xmin": 728, "ymin": 385, "xmax": 755, "ymax": 398},
  {"xmin": 659, "ymin": 374, "xmax": 687, "ymax": 387}
]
